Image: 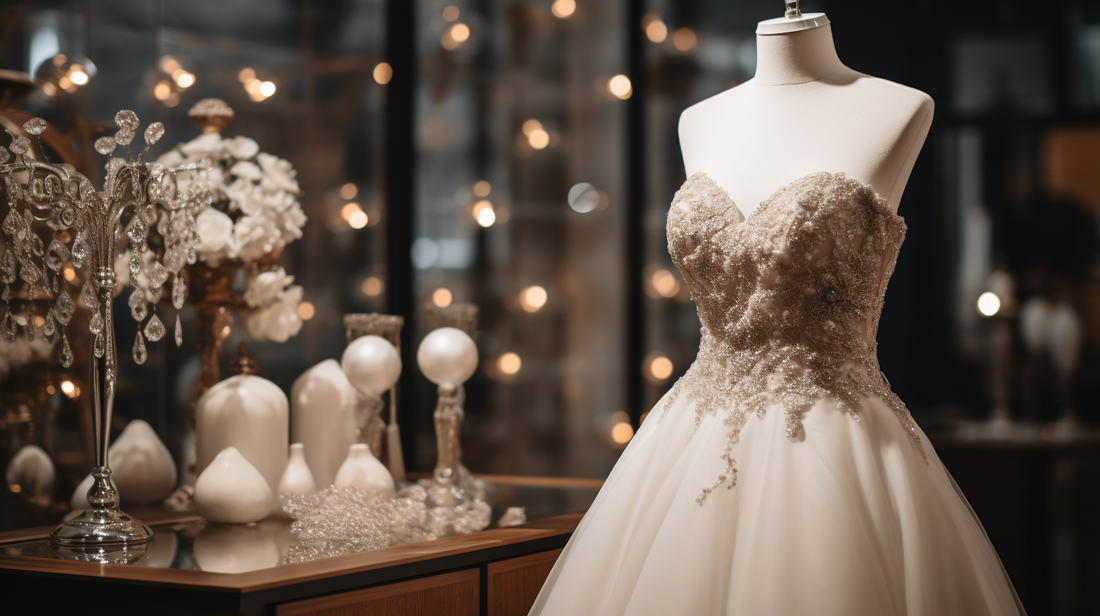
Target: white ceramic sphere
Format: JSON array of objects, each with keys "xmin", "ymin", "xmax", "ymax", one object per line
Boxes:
[
  {"xmin": 342, "ymin": 335, "xmax": 402, "ymax": 397},
  {"xmin": 417, "ymin": 327, "xmax": 478, "ymax": 387}
]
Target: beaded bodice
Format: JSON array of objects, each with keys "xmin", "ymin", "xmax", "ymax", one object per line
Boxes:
[{"xmin": 662, "ymin": 171, "xmax": 926, "ymax": 504}]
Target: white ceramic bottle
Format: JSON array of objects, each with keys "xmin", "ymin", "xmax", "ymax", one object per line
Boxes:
[
  {"xmin": 334, "ymin": 443, "xmax": 395, "ymax": 497},
  {"xmin": 193, "ymin": 447, "xmax": 273, "ymax": 524},
  {"xmin": 195, "ymin": 372, "xmax": 289, "ymax": 495},
  {"xmin": 290, "ymin": 359, "xmax": 357, "ymax": 488},
  {"xmin": 277, "ymin": 443, "xmax": 317, "ymax": 496}
]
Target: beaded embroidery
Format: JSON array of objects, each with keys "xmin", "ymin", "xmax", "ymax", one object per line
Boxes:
[{"xmin": 662, "ymin": 171, "xmax": 927, "ymax": 505}]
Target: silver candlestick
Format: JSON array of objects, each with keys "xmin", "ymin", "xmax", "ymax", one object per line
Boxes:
[{"xmin": 0, "ymin": 112, "xmax": 209, "ymax": 547}]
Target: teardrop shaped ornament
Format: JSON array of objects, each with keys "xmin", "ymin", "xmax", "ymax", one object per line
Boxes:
[
  {"xmin": 94, "ymin": 332, "xmax": 105, "ymax": 358},
  {"xmin": 46, "ymin": 239, "xmax": 69, "ymax": 272},
  {"xmin": 172, "ymin": 274, "xmax": 186, "ymax": 310},
  {"xmin": 2, "ymin": 311, "xmax": 15, "ymax": 343},
  {"xmin": 133, "ymin": 331, "xmax": 147, "ymax": 365},
  {"xmin": 175, "ymin": 313, "xmax": 183, "ymax": 347},
  {"xmin": 144, "ymin": 313, "xmax": 165, "ymax": 342},
  {"xmin": 129, "ymin": 288, "xmax": 148, "ymax": 322},
  {"xmin": 88, "ymin": 310, "xmax": 103, "ymax": 335},
  {"xmin": 60, "ymin": 334, "xmax": 73, "ymax": 368},
  {"xmin": 54, "ymin": 291, "xmax": 75, "ymax": 325}
]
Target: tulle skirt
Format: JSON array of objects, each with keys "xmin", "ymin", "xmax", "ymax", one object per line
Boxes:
[{"xmin": 530, "ymin": 389, "xmax": 1026, "ymax": 616}]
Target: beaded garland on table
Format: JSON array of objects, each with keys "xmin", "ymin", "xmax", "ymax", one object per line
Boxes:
[
  {"xmin": 0, "ymin": 112, "xmax": 209, "ymax": 366},
  {"xmin": 280, "ymin": 482, "xmax": 492, "ymax": 564},
  {"xmin": 661, "ymin": 171, "xmax": 927, "ymax": 505}
]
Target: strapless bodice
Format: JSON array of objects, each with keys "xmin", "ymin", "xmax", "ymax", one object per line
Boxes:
[{"xmin": 662, "ymin": 171, "xmax": 925, "ymax": 504}]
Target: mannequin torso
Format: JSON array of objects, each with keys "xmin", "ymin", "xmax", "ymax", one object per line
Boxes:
[{"xmin": 678, "ymin": 18, "xmax": 934, "ymax": 215}]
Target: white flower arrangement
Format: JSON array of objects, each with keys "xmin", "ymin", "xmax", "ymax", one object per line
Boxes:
[
  {"xmin": 157, "ymin": 133, "xmax": 307, "ymax": 264},
  {"xmin": 0, "ymin": 336, "xmax": 53, "ymax": 378},
  {"xmin": 156, "ymin": 132, "xmax": 308, "ymax": 344}
]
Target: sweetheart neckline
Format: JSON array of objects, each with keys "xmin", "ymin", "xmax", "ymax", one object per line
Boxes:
[{"xmin": 681, "ymin": 170, "xmax": 905, "ymax": 224}]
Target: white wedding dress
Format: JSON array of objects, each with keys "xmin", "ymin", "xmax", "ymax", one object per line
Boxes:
[{"xmin": 531, "ymin": 172, "xmax": 1025, "ymax": 615}]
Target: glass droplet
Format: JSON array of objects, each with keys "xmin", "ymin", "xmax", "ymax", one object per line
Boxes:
[
  {"xmin": 25, "ymin": 314, "xmax": 35, "ymax": 341},
  {"xmin": 18, "ymin": 256, "xmax": 41, "ymax": 285},
  {"xmin": 94, "ymin": 332, "xmax": 105, "ymax": 358},
  {"xmin": 23, "ymin": 118, "xmax": 47, "ymax": 136},
  {"xmin": 1, "ymin": 285, "xmax": 9, "ymax": 302},
  {"xmin": 8, "ymin": 135, "xmax": 30, "ymax": 155},
  {"xmin": 115, "ymin": 110, "xmax": 140, "ymax": 131},
  {"xmin": 175, "ymin": 313, "xmax": 183, "ymax": 347},
  {"xmin": 148, "ymin": 261, "xmax": 169, "ymax": 287},
  {"xmin": 42, "ymin": 312, "xmax": 56, "ymax": 339},
  {"xmin": 81, "ymin": 282, "xmax": 98, "ymax": 311},
  {"xmin": 3, "ymin": 209, "xmax": 22, "ymax": 236},
  {"xmin": 89, "ymin": 310, "xmax": 103, "ymax": 335},
  {"xmin": 60, "ymin": 333, "xmax": 73, "ymax": 368},
  {"xmin": 72, "ymin": 235, "xmax": 89, "ymax": 268},
  {"xmin": 46, "ymin": 239, "xmax": 69, "ymax": 271},
  {"xmin": 2, "ymin": 311, "xmax": 15, "ymax": 343},
  {"xmin": 133, "ymin": 331, "xmax": 147, "ymax": 365},
  {"xmin": 126, "ymin": 215, "xmax": 148, "ymax": 246},
  {"xmin": 1, "ymin": 250, "xmax": 14, "ymax": 283},
  {"xmin": 114, "ymin": 128, "xmax": 135, "ymax": 147},
  {"xmin": 0, "ymin": 146, "xmax": 8, "ymax": 164},
  {"xmin": 129, "ymin": 252, "xmax": 141, "ymax": 279},
  {"xmin": 94, "ymin": 136, "xmax": 116, "ymax": 155},
  {"xmin": 54, "ymin": 290, "xmax": 75, "ymax": 325},
  {"xmin": 144, "ymin": 313, "xmax": 165, "ymax": 342},
  {"xmin": 172, "ymin": 274, "xmax": 186, "ymax": 309},
  {"xmin": 144, "ymin": 122, "xmax": 165, "ymax": 145},
  {"xmin": 129, "ymin": 287, "xmax": 148, "ymax": 322}
]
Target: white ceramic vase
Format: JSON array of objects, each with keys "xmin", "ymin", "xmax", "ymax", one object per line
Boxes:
[
  {"xmin": 195, "ymin": 373, "xmax": 289, "ymax": 495},
  {"xmin": 334, "ymin": 443, "xmax": 395, "ymax": 497},
  {"xmin": 72, "ymin": 420, "xmax": 177, "ymax": 509},
  {"xmin": 290, "ymin": 360, "xmax": 357, "ymax": 488},
  {"xmin": 6, "ymin": 444, "xmax": 55, "ymax": 505},
  {"xmin": 193, "ymin": 447, "xmax": 274, "ymax": 524},
  {"xmin": 277, "ymin": 443, "xmax": 317, "ymax": 496}
]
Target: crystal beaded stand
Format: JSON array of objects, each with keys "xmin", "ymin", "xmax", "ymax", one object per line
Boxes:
[{"xmin": 1, "ymin": 112, "xmax": 209, "ymax": 546}]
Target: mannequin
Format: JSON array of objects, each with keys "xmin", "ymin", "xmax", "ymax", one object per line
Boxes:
[{"xmin": 678, "ymin": 8, "xmax": 934, "ymax": 214}]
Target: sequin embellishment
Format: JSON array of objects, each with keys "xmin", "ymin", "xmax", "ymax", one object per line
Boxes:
[{"xmin": 663, "ymin": 171, "xmax": 927, "ymax": 505}]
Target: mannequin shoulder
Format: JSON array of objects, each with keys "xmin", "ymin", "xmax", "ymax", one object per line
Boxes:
[
  {"xmin": 855, "ymin": 75, "xmax": 935, "ymax": 123},
  {"xmin": 678, "ymin": 82, "xmax": 755, "ymax": 141}
]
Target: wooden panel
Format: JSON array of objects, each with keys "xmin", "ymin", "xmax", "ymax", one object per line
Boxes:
[
  {"xmin": 276, "ymin": 568, "xmax": 479, "ymax": 616},
  {"xmin": 486, "ymin": 549, "xmax": 562, "ymax": 616}
]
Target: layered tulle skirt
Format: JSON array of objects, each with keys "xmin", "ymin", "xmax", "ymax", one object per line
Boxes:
[{"xmin": 530, "ymin": 389, "xmax": 1025, "ymax": 616}]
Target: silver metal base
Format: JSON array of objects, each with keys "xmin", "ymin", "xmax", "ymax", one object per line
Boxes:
[{"xmin": 49, "ymin": 507, "xmax": 153, "ymax": 547}]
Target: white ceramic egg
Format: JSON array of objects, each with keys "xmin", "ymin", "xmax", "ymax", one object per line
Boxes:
[
  {"xmin": 416, "ymin": 327, "xmax": 478, "ymax": 387},
  {"xmin": 342, "ymin": 335, "xmax": 402, "ymax": 396}
]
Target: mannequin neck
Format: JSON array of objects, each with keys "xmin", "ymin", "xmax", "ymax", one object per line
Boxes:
[{"xmin": 753, "ymin": 23, "xmax": 847, "ymax": 86}]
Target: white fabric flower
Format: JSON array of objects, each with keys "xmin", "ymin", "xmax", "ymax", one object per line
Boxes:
[
  {"xmin": 194, "ymin": 208, "xmax": 235, "ymax": 262},
  {"xmin": 229, "ymin": 160, "xmax": 264, "ymax": 182},
  {"xmin": 221, "ymin": 136, "xmax": 259, "ymax": 160},
  {"xmin": 257, "ymin": 152, "xmax": 300, "ymax": 193},
  {"xmin": 179, "ymin": 132, "xmax": 222, "ymax": 157},
  {"xmin": 244, "ymin": 266, "xmax": 295, "ymax": 308},
  {"xmin": 245, "ymin": 285, "xmax": 303, "ymax": 342},
  {"xmin": 233, "ymin": 215, "xmax": 280, "ymax": 262},
  {"xmin": 0, "ymin": 337, "xmax": 53, "ymax": 378}
]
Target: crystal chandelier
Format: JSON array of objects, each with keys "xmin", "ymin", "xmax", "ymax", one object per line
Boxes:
[{"xmin": 0, "ymin": 111, "xmax": 210, "ymax": 547}]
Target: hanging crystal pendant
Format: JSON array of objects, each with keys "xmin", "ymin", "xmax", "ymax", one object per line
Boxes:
[
  {"xmin": 71, "ymin": 234, "xmax": 89, "ymax": 269},
  {"xmin": 133, "ymin": 331, "xmax": 147, "ymax": 365},
  {"xmin": 1, "ymin": 284, "xmax": 8, "ymax": 302},
  {"xmin": 89, "ymin": 310, "xmax": 104, "ymax": 335},
  {"xmin": 25, "ymin": 314, "xmax": 35, "ymax": 341},
  {"xmin": 81, "ymin": 282, "xmax": 98, "ymax": 311},
  {"xmin": 60, "ymin": 333, "xmax": 73, "ymax": 368},
  {"xmin": 2, "ymin": 311, "xmax": 15, "ymax": 343},
  {"xmin": 43, "ymin": 312, "xmax": 56, "ymax": 340},
  {"xmin": 54, "ymin": 290, "xmax": 75, "ymax": 325},
  {"xmin": 172, "ymin": 274, "xmax": 186, "ymax": 310},
  {"xmin": 129, "ymin": 288, "xmax": 148, "ymax": 322},
  {"xmin": 144, "ymin": 313, "xmax": 166, "ymax": 342},
  {"xmin": 93, "ymin": 331, "xmax": 105, "ymax": 358}
]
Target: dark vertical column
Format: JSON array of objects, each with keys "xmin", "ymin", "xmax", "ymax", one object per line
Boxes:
[
  {"xmin": 625, "ymin": 0, "xmax": 646, "ymax": 424},
  {"xmin": 385, "ymin": 0, "xmax": 418, "ymax": 467}
]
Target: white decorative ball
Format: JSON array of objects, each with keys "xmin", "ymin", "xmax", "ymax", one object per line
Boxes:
[
  {"xmin": 417, "ymin": 327, "xmax": 478, "ymax": 387},
  {"xmin": 342, "ymin": 335, "xmax": 402, "ymax": 397}
]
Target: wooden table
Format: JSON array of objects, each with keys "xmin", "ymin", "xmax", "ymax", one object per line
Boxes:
[{"xmin": 0, "ymin": 475, "xmax": 601, "ymax": 616}]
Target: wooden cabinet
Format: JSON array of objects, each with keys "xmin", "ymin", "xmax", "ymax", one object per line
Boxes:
[
  {"xmin": 486, "ymin": 549, "xmax": 562, "ymax": 616},
  {"xmin": 277, "ymin": 568, "xmax": 480, "ymax": 616}
]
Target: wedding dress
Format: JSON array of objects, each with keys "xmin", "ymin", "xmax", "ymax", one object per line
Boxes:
[{"xmin": 531, "ymin": 172, "xmax": 1025, "ymax": 615}]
